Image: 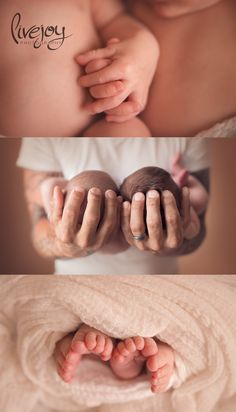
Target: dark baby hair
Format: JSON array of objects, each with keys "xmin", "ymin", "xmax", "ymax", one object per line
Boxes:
[{"xmin": 120, "ymin": 166, "xmax": 182, "ymax": 229}]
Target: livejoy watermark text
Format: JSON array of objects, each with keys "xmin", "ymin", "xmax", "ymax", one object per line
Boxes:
[{"xmin": 11, "ymin": 12, "xmax": 72, "ymax": 51}]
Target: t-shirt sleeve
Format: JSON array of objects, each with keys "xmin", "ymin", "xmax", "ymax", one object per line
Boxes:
[
  {"xmin": 183, "ymin": 138, "xmax": 210, "ymax": 172},
  {"xmin": 16, "ymin": 138, "xmax": 62, "ymax": 172}
]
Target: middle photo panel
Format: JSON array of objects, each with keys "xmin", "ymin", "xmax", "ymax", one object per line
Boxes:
[{"xmin": 16, "ymin": 137, "xmax": 209, "ymax": 275}]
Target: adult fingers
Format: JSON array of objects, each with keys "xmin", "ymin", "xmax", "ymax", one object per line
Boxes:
[
  {"xmin": 130, "ymin": 192, "xmax": 147, "ymax": 251},
  {"xmin": 76, "ymin": 188, "xmax": 102, "ymax": 248},
  {"xmin": 90, "ymin": 81, "xmax": 125, "ymax": 99},
  {"xmin": 105, "ymin": 113, "xmax": 137, "ymax": 123},
  {"xmin": 85, "ymin": 58, "xmax": 112, "ymax": 74},
  {"xmin": 96, "ymin": 190, "xmax": 119, "ymax": 248},
  {"xmin": 181, "ymin": 187, "xmax": 191, "ymax": 231},
  {"xmin": 121, "ymin": 201, "xmax": 134, "ymax": 246},
  {"xmin": 146, "ymin": 190, "xmax": 164, "ymax": 252},
  {"xmin": 79, "ymin": 61, "xmax": 122, "ymax": 87},
  {"xmin": 60, "ymin": 189, "xmax": 85, "ymax": 243},
  {"xmin": 85, "ymin": 90, "xmax": 129, "ymax": 115},
  {"xmin": 76, "ymin": 46, "xmax": 116, "ymax": 66},
  {"xmin": 105, "ymin": 100, "xmax": 142, "ymax": 119},
  {"xmin": 162, "ymin": 191, "xmax": 183, "ymax": 250},
  {"xmin": 50, "ymin": 185, "xmax": 65, "ymax": 225}
]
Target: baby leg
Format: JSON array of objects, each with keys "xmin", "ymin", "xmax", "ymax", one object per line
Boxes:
[
  {"xmin": 54, "ymin": 324, "xmax": 114, "ymax": 383},
  {"xmin": 83, "ymin": 117, "xmax": 151, "ymax": 137}
]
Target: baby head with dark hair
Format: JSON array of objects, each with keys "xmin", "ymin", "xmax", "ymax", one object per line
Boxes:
[
  {"xmin": 120, "ymin": 167, "xmax": 182, "ymax": 228},
  {"xmin": 66, "ymin": 170, "xmax": 119, "ymax": 224}
]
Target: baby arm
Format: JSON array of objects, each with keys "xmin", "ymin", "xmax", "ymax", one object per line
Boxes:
[
  {"xmin": 76, "ymin": 0, "xmax": 159, "ymax": 122},
  {"xmin": 171, "ymin": 153, "xmax": 209, "ymax": 215},
  {"xmin": 171, "ymin": 153, "xmax": 209, "ymax": 245}
]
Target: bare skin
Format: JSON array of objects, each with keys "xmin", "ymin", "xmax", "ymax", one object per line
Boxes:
[
  {"xmin": 0, "ymin": 0, "xmax": 158, "ymax": 137},
  {"xmin": 0, "ymin": 1, "xmax": 98, "ymax": 136},
  {"xmin": 111, "ymin": 336, "xmax": 174, "ymax": 393},
  {"xmin": 128, "ymin": 0, "xmax": 236, "ymax": 136},
  {"xmin": 54, "ymin": 324, "xmax": 114, "ymax": 383},
  {"xmin": 54, "ymin": 324, "xmax": 174, "ymax": 393}
]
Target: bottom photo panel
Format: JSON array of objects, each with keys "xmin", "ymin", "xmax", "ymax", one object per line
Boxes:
[{"xmin": 0, "ymin": 274, "xmax": 236, "ymax": 412}]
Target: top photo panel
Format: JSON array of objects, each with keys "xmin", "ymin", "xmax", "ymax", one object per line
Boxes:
[{"xmin": 1, "ymin": 0, "xmax": 236, "ymax": 138}]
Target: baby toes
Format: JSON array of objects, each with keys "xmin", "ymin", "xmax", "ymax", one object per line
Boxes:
[
  {"xmin": 124, "ymin": 338, "xmax": 138, "ymax": 353},
  {"xmin": 132, "ymin": 336, "xmax": 145, "ymax": 351},
  {"xmin": 84, "ymin": 331, "xmax": 99, "ymax": 351},
  {"xmin": 149, "ymin": 362, "xmax": 173, "ymax": 393},
  {"xmin": 117, "ymin": 341, "xmax": 130, "ymax": 358},
  {"xmin": 146, "ymin": 353, "xmax": 159, "ymax": 373},
  {"xmin": 92, "ymin": 333, "xmax": 106, "ymax": 354},
  {"xmin": 141, "ymin": 338, "xmax": 158, "ymax": 358},
  {"xmin": 101, "ymin": 337, "xmax": 113, "ymax": 361},
  {"xmin": 112, "ymin": 340, "xmax": 131, "ymax": 362}
]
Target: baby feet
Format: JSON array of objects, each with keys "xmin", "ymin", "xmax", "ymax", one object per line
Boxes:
[
  {"xmin": 54, "ymin": 328, "xmax": 174, "ymax": 394},
  {"xmin": 147, "ymin": 341, "xmax": 175, "ymax": 393},
  {"xmin": 54, "ymin": 324, "xmax": 114, "ymax": 383},
  {"xmin": 111, "ymin": 337, "xmax": 174, "ymax": 393}
]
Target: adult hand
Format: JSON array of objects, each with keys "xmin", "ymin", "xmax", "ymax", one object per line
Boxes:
[
  {"xmin": 49, "ymin": 185, "xmax": 121, "ymax": 257},
  {"xmin": 121, "ymin": 188, "xmax": 200, "ymax": 255},
  {"xmin": 76, "ymin": 32, "xmax": 159, "ymax": 122}
]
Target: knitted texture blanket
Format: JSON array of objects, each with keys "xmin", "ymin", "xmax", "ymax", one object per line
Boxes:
[{"xmin": 0, "ymin": 275, "xmax": 236, "ymax": 412}]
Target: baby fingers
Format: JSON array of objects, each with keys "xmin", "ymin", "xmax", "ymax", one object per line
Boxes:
[
  {"xmin": 85, "ymin": 58, "xmax": 112, "ymax": 74},
  {"xmin": 79, "ymin": 62, "xmax": 123, "ymax": 88},
  {"xmin": 76, "ymin": 46, "xmax": 116, "ymax": 66}
]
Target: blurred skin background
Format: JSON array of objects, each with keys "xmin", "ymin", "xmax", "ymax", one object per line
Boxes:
[{"xmin": 0, "ymin": 138, "xmax": 235, "ymax": 275}]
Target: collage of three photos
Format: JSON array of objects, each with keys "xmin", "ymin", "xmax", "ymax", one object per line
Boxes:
[{"xmin": 1, "ymin": 1, "xmax": 236, "ymax": 412}]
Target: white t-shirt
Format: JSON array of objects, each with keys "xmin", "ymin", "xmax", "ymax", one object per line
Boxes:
[{"xmin": 17, "ymin": 137, "xmax": 209, "ymax": 275}]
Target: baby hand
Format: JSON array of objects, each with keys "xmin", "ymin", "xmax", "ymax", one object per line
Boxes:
[
  {"xmin": 171, "ymin": 153, "xmax": 189, "ymax": 188},
  {"xmin": 76, "ymin": 36, "xmax": 159, "ymax": 122},
  {"xmin": 171, "ymin": 153, "xmax": 209, "ymax": 215}
]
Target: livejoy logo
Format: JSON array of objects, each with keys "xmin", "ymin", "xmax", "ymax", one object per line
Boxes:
[{"xmin": 11, "ymin": 12, "xmax": 72, "ymax": 51}]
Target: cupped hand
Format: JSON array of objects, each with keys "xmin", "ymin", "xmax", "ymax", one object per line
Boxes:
[
  {"xmin": 49, "ymin": 185, "xmax": 121, "ymax": 257},
  {"xmin": 121, "ymin": 187, "xmax": 200, "ymax": 254}
]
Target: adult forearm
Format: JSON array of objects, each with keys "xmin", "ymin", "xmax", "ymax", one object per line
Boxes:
[{"xmin": 100, "ymin": 13, "xmax": 158, "ymax": 52}]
